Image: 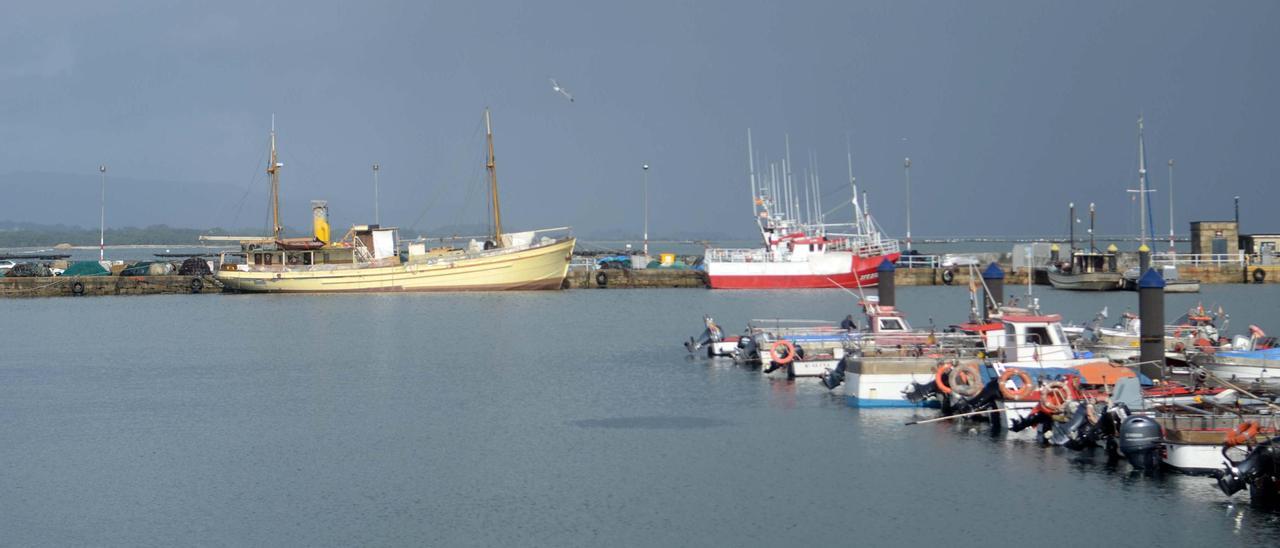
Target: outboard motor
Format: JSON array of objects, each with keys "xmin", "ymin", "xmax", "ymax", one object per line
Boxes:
[
  {"xmin": 820, "ymin": 356, "xmax": 848, "ymax": 390},
  {"xmin": 1118, "ymin": 415, "xmax": 1164, "ymax": 470},
  {"xmin": 952, "ymin": 380, "xmax": 1001, "ymax": 415},
  {"xmin": 684, "ymin": 315, "xmax": 723, "ymax": 353},
  {"xmin": 902, "ymin": 381, "xmax": 939, "ymax": 405},
  {"xmin": 1217, "ymin": 437, "xmax": 1280, "ymax": 507},
  {"xmin": 1009, "ymin": 406, "xmax": 1054, "ymax": 434}
]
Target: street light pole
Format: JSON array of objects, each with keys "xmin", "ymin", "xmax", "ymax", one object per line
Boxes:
[
  {"xmin": 642, "ymin": 164, "xmax": 650, "ymax": 258},
  {"xmin": 372, "ymin": 163, "xmax": 380, "ymax": 225},
  {"xmin": 99, "ymin": 165, "xmax": 107, "ymax": 261},
  {"xmin": 903, "ymin": 157, "xmax": 912, "ymax": 251}
]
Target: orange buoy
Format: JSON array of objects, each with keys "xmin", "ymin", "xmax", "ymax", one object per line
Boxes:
[
  {"xmin": 770, "ymin": 340, "xmax": 797, "ymax": 365},
  {"xmin": 1226, "ymin": 422, "xmax": 1260, "ymax": 447},
  {"xmin": 948, "ymin": 362, "xmax": 984, "ymax": 398},
  {"xmin": 1039, "ymin": 382, "xmax": 1070, "ymax": 413},
  {"xmin": 998, "ymin": 368, "xmax": 1035, "ymax": 400},
  {"xmin": 935, "ymin": 362, "xmax": 954, "ymax": 394}
]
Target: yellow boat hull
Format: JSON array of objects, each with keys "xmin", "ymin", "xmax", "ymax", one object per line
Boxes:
[{"xmin": 217, "ymin": 238, "xmax": 576, "ymax": 292}]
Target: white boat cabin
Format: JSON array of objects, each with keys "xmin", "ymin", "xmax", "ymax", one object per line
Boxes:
[{"xmin": 998, "ymin": 313, "xmax": 1073, "ymax": 362}]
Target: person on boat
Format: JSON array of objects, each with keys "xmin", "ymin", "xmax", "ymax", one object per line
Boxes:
[{"xmin": 840, "ymin": 314, "xmax": 858, "ymax": 331}]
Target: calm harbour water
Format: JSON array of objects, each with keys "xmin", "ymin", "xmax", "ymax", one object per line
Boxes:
[{"xmin": 3, "ymin": 284, "xmax": 1279, "ymax": 545}]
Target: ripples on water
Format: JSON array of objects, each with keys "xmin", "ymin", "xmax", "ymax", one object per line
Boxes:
[{"xmin": 1, "ymin": 285, "xmax": 1278, "ymax": 545}]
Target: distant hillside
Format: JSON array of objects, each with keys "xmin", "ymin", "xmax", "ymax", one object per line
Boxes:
[{"xmin": 0, "ymin": 171, "xmax": 260, "ymax": 230}]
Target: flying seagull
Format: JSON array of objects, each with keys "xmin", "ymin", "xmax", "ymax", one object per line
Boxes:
[{"xmin": 549, "ymin": 78, "xmax": 574, "ymax": 102}]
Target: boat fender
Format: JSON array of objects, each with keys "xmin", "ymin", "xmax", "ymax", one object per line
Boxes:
[
  {"xmin": 1253, "ymin": 268, "xmax": 1266, "ymax": 283},
  {"xmin": 947, "ymin": 362, "xmax": 984, "ymax": 398},
  {"xmin": 595, "ymin": 271, "xmax": 608, "ymax": 287},
  {"xmin": 770, "ymin": 340, "xmax": 797, "ymax": 365},
  {"xmin": 934, "ymin": 362, "xmax": 954, "ymax": 394},
  {"xmin": 1226, "ymin": 422, "xmax": 1260, "ymax": 447},
  {"xmin": 1039, "ymin": 382, "xmax": 1071, "ymax": 414},
  {"xmin": 941, "ymin": 269, "xmax": 955, "ymax": 285},
  {"xmin": 190, "ymin": 278, "xmax": 204, "ymax": 293},
  {"xmin": 71, "ymin": 281, "xmax": 85, "ymax": 295},
  {"xmin": 997, "ymin": 368, "xmax": 1035, "ymax": 400}
]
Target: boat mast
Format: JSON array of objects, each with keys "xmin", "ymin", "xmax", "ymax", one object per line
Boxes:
[
  {"xmin": 1167, "ymin": 159, "xmax": 1176, "ymax": 252},
  {"xmin": 268, "ymin": 116, "xmax": 282, "ymax": 241},
  {"xmin": 485, "ymin": 108, "xmax": 503, "ymax": 245},
  {"xmin": 1137, "ymin": 116, "xmax": 1148, "ymax": 249}
]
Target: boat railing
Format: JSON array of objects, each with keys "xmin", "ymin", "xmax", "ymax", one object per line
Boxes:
[
  {"xmin": 569, "ymin": 256, "xmax": 597, "ymax": 271},
  {"xmin": 1151, "ymin": 252, "xmax": 1246, "ymax": 266},
  {"xmin": 896, "ymin": 254, "xmax": 941, "ymax": 269},
  {"xmin": 706, "ymin": 248, "xmax": 770, "ymax": 263}
]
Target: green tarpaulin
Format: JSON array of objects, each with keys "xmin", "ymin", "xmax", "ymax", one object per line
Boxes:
[{"xmin": 63, "ymin": 261, "xmax": 110, "ymax": 276}]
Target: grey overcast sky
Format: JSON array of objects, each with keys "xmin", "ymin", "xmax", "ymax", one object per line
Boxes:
[{"xmin": 2, "ymin": 0, "xmax": 1277, "ymax": 239}]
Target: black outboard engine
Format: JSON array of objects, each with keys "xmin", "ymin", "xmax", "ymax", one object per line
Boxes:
[
  {"xmin": 1217, "ymin": 437, "xmax": 1280, "ymax": 507},
  {"xmin": 902, "ymin": 381, "xmax": 938, "ymax": 405},
  {"xmin": 951, "ymin": 380, "xmax": 1000, "ymax": 415},
  {"xmin": 1009, "ymin": 407, "xmax": 1054, "ymax": 433},
  {"xmin": 1118, "ymin": 415, "xmax": 1164, "ymax": 470},
  {"xmin": 820, "ymin": 356, "xmax": 848, "ymax": 390}
]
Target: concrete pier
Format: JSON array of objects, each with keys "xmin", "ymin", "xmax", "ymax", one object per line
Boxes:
[
  {"xmin": 566, "ymin": 268, "xmax": 708, "ymax": 289},
  {"xmin": 0, "ymin": 275, "xmax": 219, "ymax": 298}
]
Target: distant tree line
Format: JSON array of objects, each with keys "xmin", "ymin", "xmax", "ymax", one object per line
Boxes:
[{"xmin": 0, "ymin": 222, "xmax": 268, "ymax": 247}]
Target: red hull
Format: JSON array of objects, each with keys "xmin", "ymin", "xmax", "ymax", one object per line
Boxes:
[{"xmin": 708, "ymin": 254, "xmax": 898, "ymax": 290}]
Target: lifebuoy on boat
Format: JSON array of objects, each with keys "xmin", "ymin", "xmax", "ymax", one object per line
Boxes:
[
  {"xmin": 948, "ymin": 362, "xmax": 984, "ymax": 398},
  {"xmin": 1226, "ymin": 422, "xmax": 1260, "ymax": 447},
  {"xmin": 1195, "ymin": 338, "xmax": 1215, "ymax": 353},
  {"xmin": 770, "ymin": 340, "xmax": 797, "ymax": 365},
  {"xmin": 997, "ymin": 368, "xmax": 1035, "ymax": 400},
  {"xmin": 935, "ymin": 362, "xmax": 954, "ymax": 394},
  {"xmin": 1039, "ymin": 382, "xmax": 1071, "ymax": 413},
  {"xmin": 1253, "ymin": 268, "xmax": 1266, "ymax": 283}
]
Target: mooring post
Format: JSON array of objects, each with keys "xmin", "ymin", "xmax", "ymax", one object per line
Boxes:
[
  {"xmin": 877, "ymin": 259, "xmax": 896, "ymax": 307},
  {"xmin": 982, "ymin": 262, "xmax": 1005, "ymax": 321},
  {"xmin": 1139, "ymin": 244, "xmax": 1150, "ymax": 273},
  {"xmin": 1107, "ymin": 244, "xmax": 1119, "ymax": 272},
  {"xmin": 1138, "ymin": 267, "xmax": 1166, "ymax": 381},
  {"xmin": 1050, "ymin": 243, "xmax": 1060, "ymax": 264}
]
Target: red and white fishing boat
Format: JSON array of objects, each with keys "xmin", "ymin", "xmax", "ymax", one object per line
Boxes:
[{"xmin": 705, "ymin": 132, "xmax": 900, "ymax": 289}]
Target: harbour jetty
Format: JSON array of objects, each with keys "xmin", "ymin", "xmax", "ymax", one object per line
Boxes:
[{"xmin": 0, "ymin": 275, "xmax": 218, "ymax": 297}]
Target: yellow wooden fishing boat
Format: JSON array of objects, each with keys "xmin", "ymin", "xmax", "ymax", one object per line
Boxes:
[{"xmin": 207, "ymin": 110, "xmax": 576, "ymax": 292}]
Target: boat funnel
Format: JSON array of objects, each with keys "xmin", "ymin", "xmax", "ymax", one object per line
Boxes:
[{"xmin": 312, "ymin": 200, "xmax": 330, "ymax": 244}]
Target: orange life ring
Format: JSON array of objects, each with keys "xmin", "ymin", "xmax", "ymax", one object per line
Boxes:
[
  {"xmin": 1226, "ymin": 422, "xmax": 1260, "ymax": 447},
  {"xmin": 771, "ymin": 340, "xmax": 797, "ymax": 365},
  {"xmin": 1039, "ymin": 382, "xmax": 1070, "ymax": 413},
  {"xmin": 1195, "ymin": 338, "xmax": 1215, "ymax": 353},
  {"xmin": 948, "ymin": 362, "xmax": 984, "ymax": 398},
  {"xmin": 935, "ymin": 362, "xmax": 954, "ymax": 394},
  {"xmin": 998, "ymin": 368, "xmax": 1035, "ymax": 400}
]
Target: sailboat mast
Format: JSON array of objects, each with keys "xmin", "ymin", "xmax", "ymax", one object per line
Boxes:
[
  {"xmin": 485, "ymin": 108, "xmax": 503, "ymax": 245},
  {"xmin": 1137, "ymin": 116, "xmax": 1148, "ymax": 248},
  {"xmin": 268, "ymin": 118, "xmax": 282, "ymax": 241}
]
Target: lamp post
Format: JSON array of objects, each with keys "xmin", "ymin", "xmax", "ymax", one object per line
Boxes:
[
  {"xmin": 903, "ymin": 157, "xmax": 912, "ymax": 250},
  {"xmin": 372, "ymin": 163, "xmax": 380, "ymax": 225},
  {"xmin": 99, "ymin": 164, "xmax": 107, "ymax": 261},
  {"xmin": 642, "ymin": 164, "xmax": 650, "ymax": 258}
]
